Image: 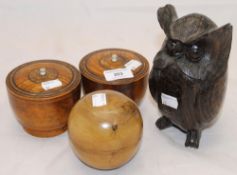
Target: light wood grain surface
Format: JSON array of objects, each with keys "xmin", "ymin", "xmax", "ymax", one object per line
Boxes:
[{"xmin": 68, "ymin": 90, "xmax": 143, "ymax": 169}]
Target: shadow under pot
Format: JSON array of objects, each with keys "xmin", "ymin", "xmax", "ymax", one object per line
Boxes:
[
  {"xmin": 79, "ymin": 48, "xmax": 149, "ymax": 105},
  {"xmin": 6, "ymin": 60, "xmax": 81, "ymax": 137}
]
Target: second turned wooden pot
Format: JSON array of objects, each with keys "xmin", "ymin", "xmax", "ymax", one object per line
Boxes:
[
  {"xmin": 6, "ymin": 60, "xmax": 81, "ymax": 137},
  {"xmin": 79, "ymin": 48, "xmax": 149, "ymax": 104}
]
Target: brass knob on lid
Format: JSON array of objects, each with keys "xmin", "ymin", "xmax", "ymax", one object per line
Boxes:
[
  {"xmin": 111, "ymin": 54, "xmax": 118, "ymax": 62},
  {"xmin": 39, "ymin": 67, "xmax": 47, "ymax": 76}
]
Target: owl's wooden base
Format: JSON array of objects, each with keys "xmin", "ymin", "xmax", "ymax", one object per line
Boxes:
[
  {"xmin": 156, "ymin": 116, "xmax": 201, "ymax": 148},
  {"xmin": 23, "ymin": 125, "xmax": 67, "ymax": 137}
]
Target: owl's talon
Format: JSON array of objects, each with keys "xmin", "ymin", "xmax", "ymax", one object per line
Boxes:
[
  {"xmin": 185, "ymin": 130, "xmax": 201, "ymax": 148},
  {"xmin": 156, "ymin": 116, "xmax": 172, "ymax": 130}
]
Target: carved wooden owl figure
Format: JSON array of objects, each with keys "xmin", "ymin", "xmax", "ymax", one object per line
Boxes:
[{"xmin": 149, "ymin": 4, "xmax": 232, "ymax": 148}]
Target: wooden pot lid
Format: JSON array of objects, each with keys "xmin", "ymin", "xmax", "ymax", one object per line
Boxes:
[
  {"xmin": 79, "ymin": 48, "xmax": 149, "ymax": 85},
  {"xmin": 6, "ymin": 60, "xmax": 81, "ymax": 100}
]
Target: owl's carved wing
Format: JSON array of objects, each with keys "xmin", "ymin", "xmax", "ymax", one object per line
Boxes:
[{"xmin": 149, "ymin": 68, "xmax": 158, "ymax": 101}]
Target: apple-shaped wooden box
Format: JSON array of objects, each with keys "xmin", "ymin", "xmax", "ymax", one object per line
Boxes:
[
  {"xmin": 79, "ymin": 48, "xmax": 149, "ymax": 104},
  {"xmin": 6, "ymin": 60, "xmax": 81, "ymax": 137},
  {"xmin": 68, "ymin": 90, "xmax": 143, "ymax": 170}
]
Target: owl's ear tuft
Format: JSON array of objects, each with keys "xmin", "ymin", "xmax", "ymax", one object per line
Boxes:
[
  {"xmin": 209, "ymin": 23, "xmax": 232, "ymax": 62},
  {"xmin": 157, "ymin": 4, "xmax": 177, "ymax": 37}
]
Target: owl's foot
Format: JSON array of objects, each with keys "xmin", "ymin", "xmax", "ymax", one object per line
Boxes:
[
  {"xmin": 185, "ymin": 130, "xmax": 201, "ymax": 148},
  {"xmin": 156, "ymin": 116, "xmax": 172, "ymax": 130}
]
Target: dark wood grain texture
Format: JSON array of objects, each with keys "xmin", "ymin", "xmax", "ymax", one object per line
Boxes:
[
  {"xmin": 68, "ymin": 90, "xmax": 143, "ymax": 170},
  {"xmin": 6, "ymin": 60, "xmax": 81, "ymax": 137},
  {"xmin": 79, "ymin": 48, "xmax": 149, "ymax": 104},
  {"xmin": 149, "ymin": 4, "xmax": 232, "ymax": 148}
]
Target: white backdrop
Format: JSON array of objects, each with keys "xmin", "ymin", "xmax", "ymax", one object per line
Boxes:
[{"xmin": 1, "ymin": 0, "xmax": 237, "ymax": 175}]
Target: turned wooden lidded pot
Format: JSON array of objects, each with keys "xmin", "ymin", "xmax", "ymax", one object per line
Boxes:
[
  {"xmin": 68, "ymin": 90, "xmax": 143, "ymax": 170},
  {"xmin": 6, "ymin": 60, "xmax": 81, "ymax": 137},
  {"xmin": 79, "ymin": 48, "xmax": 149, "ymax": 104}
]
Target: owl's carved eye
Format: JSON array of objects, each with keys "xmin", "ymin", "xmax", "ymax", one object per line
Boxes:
[
  {"xmin": 166, "ymin": 40, "xmax": 184, "ymax": 58},
  {"xmin": 185, "ymin": 44, "xmax": 203, "ymax": 62}
]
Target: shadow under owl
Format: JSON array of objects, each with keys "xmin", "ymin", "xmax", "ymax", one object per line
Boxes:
[{"xmin": 149, "ymin": 4, "xmax": 233, "ymax": 148}]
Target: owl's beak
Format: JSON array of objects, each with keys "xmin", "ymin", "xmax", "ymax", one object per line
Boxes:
[{"xmin": 153, "ymin": 51, "xmax": 175, "ymax": 70}]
